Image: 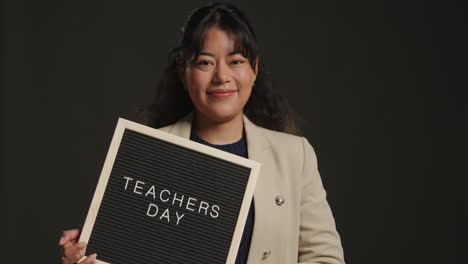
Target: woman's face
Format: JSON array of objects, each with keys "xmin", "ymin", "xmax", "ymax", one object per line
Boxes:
[{"xmin": 182, "ymin": 26, "xmax": 258, "ymax": 123}]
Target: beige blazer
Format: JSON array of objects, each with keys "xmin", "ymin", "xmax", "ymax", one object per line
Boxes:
[{"xmin": 158, "ymin": 111, "xmax": 345, "ymax": 264}]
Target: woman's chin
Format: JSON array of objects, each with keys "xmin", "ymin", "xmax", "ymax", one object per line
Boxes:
[{"xmin": 199, "ymin": 107, "xmax": 242, "ymax": 123}]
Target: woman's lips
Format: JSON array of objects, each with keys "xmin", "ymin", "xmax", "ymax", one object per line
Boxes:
[{"xmin": 206, "ymin": 89, "xmax": 237, "ymax": 98}]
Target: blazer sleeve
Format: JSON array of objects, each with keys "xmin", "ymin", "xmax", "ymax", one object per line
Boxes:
[{"xmin": 298, "ymin": 137, "xmax": 345, "ymax": 264}]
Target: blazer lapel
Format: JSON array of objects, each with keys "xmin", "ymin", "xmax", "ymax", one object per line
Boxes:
[
  {"xmin": 165, "ymin": 111, "xmax": 280, "ymax": 263},
  {"xmin": 165, "ymin": 111, "xmax": 194, "ymax": 139}
]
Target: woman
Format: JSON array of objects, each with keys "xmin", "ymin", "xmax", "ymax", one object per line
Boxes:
[{"xmin": 59, "ymin": 2, "xmax": 345, "ymax": 264}]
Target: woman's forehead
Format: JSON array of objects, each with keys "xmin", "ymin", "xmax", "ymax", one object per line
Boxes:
[
  {"xmin": 201, "ymin": 27, "xmax": 235, "ymax": 47},
  {"xmin": 199, "ymin": 26, "xmax": 244, "ymax": 55}
]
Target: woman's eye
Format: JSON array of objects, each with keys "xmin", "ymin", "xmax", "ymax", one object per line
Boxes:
[
  {"xmin": 196, "ymin": 60, "xmax": 213, "ymax": 66},
  {"xmin": 231, "ymin": 59, "xmax": 244, "ymax": 65}
]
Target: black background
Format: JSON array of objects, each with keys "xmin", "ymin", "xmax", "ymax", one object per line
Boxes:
[{"xmin": 1, "ymin": 0, "xmax": 466, "ymax": 263}]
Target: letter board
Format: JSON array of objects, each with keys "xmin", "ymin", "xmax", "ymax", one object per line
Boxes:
[{"xmin": 78, "ymin": 118, "xmax": 261, "ymax": 264}]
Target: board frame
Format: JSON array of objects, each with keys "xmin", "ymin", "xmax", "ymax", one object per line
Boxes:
[{"xmin": 78, "ymin": 118, "xmax": 261, "ymax": 264}]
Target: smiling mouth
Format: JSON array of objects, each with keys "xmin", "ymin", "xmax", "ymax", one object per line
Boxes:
[{"xmin": 206, "ymin": 89, "xmax": 237, "ymax": 98}]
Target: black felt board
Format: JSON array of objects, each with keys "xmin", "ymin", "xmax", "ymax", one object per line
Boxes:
[{"xmin": 85, "ymin": 128, "xmax": 252, "ymax": 264}]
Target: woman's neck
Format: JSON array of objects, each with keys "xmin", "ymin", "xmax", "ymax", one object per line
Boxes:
[{"xmin": 192, "ymin": 111, "xmax": 244, "ymax": 145}]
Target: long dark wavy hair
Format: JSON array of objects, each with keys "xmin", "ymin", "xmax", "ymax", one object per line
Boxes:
[{"xmin": 137, "ymin": 2, "xmax": 302, "ymax": 135}]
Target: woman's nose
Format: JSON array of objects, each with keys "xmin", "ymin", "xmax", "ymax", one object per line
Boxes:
[{"xmin": 213, "ymin": 62, "xmax": 230, "ymax": 84}]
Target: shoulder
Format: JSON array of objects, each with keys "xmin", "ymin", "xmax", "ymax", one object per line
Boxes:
[
  {"xmin": 255, "ymin": 125, "xmax": 318, "ymax": 165},
  {"xmin": 158, "ymin": 123, "xmax": 173, "ymax": 133},
  {"xmin": 258, "ymin": 125, "xmax": 303, "ymax": 147}
]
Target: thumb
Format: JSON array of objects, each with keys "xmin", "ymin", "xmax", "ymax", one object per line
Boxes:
[{"xmin": 58, "ymin": 229, "xmax": 81, "ymax": 246}]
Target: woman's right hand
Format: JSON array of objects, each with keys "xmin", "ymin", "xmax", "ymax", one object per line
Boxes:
[{"xmin": 58, "ymin": 229, "xmax": 97, "ymax": 264}]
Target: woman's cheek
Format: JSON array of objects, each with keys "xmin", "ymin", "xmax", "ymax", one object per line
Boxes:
[
  {"xmin": 236, "ymin": 70, "xmax": 254, "ymax": 94},
  {"xmin": 237, "ymin": 67, "xmax": 255, "ymax": 86},
  {"xmin": 240, "ymin": 86, "xmax": 252, "ymax": 103},
  {"xmin": 190, "ymin": 69, "xmax": 211, "ymax": 91}
]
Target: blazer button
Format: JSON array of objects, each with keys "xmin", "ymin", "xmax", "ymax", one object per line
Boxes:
[
  {"xmin": 275, "ymin": 195, "xmax": 285, "ymax": 206},
  {"xmin": 262, "ymin": 249, "xmax": 271, "ymax": 259}
]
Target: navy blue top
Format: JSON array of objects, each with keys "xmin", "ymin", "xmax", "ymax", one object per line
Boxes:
[{"xmin": 190, "ymin": 130, "xmax": 255, "ymax": 264}]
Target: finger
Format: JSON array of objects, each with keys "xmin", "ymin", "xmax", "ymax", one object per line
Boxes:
[
  {"xmin": 63, "ymin": 242, "xmax": 87, "ymax": 263},
  {"xmin": 64, "ymin": 241, "xmax": 87, "ymax": 257},
  {"xmin": 62, "ymin": 248, "xmax": 85, "ymax": 264},
  {"xmin": 63, "ymin": 240, "xmax": 77, "ymax": 249},
  {"xmin": 63, "ymin": 248, "xmax": 85, "ymax": 264},
  {"xmin": 78, "ymin": 253, "xmax": 97, "ymax": 264},
  {"xmin": 59, "ymin": 229, "xmax": 81, "ymax": 246}
]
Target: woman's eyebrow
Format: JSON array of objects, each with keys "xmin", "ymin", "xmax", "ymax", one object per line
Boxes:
[{"xmin": 199, "ymin": 50, "xmax": 242, "ymax": 57}]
